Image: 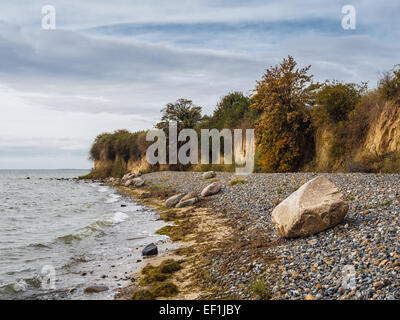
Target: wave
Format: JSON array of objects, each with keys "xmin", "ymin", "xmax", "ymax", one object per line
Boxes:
[
  {"xmin": 105, "ymin": 193, "xmax": 121, "ymax": 204},
  {"xmin": 56, "ymin": 211, "xmax": 129, "ymax": 244},
  {"xmin": 27, "ymin": 243, "xmax": 52, "ymax": 249},
  {"xmin": 0, "ymin": 275, "xmax": 42, "ymax": 296},
  {"xmin": 112, "ymin": 211, "xmax": 128, "ymax": 223},
  {"xmin": 98, "ymin": 186, "xmax": 109, "ymax": 193},
  {"xmin": 57, "ymin": 221, "xmax": 110, "ymax": 244}
]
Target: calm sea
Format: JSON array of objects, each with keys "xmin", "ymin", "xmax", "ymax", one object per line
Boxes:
[{"xmin": 0, "ymin": 170, "xmax": 170, "ymax": 300}]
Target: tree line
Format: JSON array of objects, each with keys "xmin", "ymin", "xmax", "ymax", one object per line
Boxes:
[{"xmin": 87, "ymin": 56, "xmax": 400, "ymax": 177}]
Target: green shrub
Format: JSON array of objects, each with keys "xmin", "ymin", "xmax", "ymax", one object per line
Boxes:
[
  {"xmin": 228, "ymin": 179, "xmax": 248, "ymax": 186},
  {"xmin": 250, "ymin": 277, "xmax": 271, "ymax": 300},
  {"xmin": 89, "ymin": 130, "xmax": 148, "ymax": 162},
  {"xmin": 315, "ymin": 81, "xmax": 365, "ymax": 123},
  {"xmin": 378, "ymin": 66, "xmax": 400, "ymax": 100}
]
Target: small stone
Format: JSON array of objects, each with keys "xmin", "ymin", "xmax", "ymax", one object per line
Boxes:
[
  {"xmin": 142, "ymin": 243, "xmax": 158, "ymax": 256},
  {"xmin": 84, "ymin": 285, "xmax": 108, "ymax": 294},
  {"xmin": 202, "ymin": 171, "xmax": 216, "ymax": 179}
]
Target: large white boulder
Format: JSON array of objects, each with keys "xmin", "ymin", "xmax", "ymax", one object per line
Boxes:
[{"xmin": 271, "ymin": 176, "xmax": 349, "ymax": 238}]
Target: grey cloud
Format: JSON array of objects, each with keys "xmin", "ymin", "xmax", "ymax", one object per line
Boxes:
[
  {"xmin": 0, "ymin": 22, "xmax": 263, "ymax": 115},
  {"xmin": 0, "ymin": 1, "xmax": 399, "ymax": 170}
]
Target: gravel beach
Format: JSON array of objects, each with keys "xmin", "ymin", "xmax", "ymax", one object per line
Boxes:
[{"xmin": 140, "ymin": 171, "xmax": 400, "ymax": 300}]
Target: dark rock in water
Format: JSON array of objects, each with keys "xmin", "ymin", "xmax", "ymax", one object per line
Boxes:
[
  {"xmin": 142, "ymin": 243, "xmax": 158, "ymax": 256},
  {"xmin": 136, "ymin": 259, "xmax": 142, "ymax": 263},
  {"xmin": 121, "ymin": 204, "xmax": 127, "ymax": 207},
  {"xmin": 84, "ymin": 285, "xmax": 109, "ymax": 294},
  {"xmin": 26, "ymin": 177, "xmax": 30, "ymax": 180}
]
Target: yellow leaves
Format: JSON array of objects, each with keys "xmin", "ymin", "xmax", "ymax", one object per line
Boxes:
[{"xmin": 252, "ymin": 56, "xmax": 315, "ymax": 172}]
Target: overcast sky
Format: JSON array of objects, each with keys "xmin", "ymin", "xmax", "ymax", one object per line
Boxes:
[{"xmin": 0, "ymin": 0, "xmax": 399, "ymax": 169}]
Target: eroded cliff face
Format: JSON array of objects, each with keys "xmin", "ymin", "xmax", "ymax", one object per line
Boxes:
[
  {"xmin": 314, "ymin": 127, "xmax": 335, "ymax": 171},
  {"xmin": 362, "ymin": 101, "xmax": 400, "ymax": 157},
  {"xmin": 313, "ymin": 100, "xmax": 400, "ymax": 172},
  {"xmin": 94, "ymin": 156, "xmax": 150, "ymax": 176},
  {"xmin": 90, "ymin": 101, "xmax": 400, "ymax": 175}
]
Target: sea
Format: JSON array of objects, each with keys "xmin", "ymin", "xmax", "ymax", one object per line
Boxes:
[{"xmin": 0, "ymin": 169, "xmax": 172, "ymax": 300}]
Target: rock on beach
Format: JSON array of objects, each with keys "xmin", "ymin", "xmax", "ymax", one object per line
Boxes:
[
  {"xmin": 142, "ymin": 243, "xmax": 158, "ymax": 256},
  {"xmin": 202, "ymin": 171, "xmax": 216, "ymax": 179},
  {"xmin": 176, "ymin": 197, "xmax": 198, "ymax": 208},
  {"xmin": 165, "ymin": 193, "xmax": 186, "ymax": 208},
  {"xmin": 271, "ymin": 176, "xmax": 349, "ymax": 238},
  {"xmin": 84, "ymin": 285, "xmax": 109, "ymax": 294},
  {"xmin": 201, "ymin": 182, "xmax": 222, "ymax": 197}
]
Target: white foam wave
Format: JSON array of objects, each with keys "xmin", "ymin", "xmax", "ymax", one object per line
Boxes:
[
  {"xmin": 112, "ymin": 211, "xmax": 128, "ymax": 223},
  {"xmin": 105, "ymin": 194, "xmax": 121, "ymax": 204},
  {"xmin": 98, "ymin": 187, "xmax": 109, "ymax": 193},
  {"xmin": 12, "ymin": 279, "xmax": 28, "ymax": 292}
]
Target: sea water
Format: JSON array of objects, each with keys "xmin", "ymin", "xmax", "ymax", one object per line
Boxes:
[{"xmin": 0, "ymin": 170, "xmax": 171, "ymax": 300}]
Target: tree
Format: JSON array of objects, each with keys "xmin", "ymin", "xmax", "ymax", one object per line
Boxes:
[
  {"xmin": 251, "ymin": 56, "xmax": 318, "ymax": 172},
  {"xmin": 156, "ymin": 98, "xmax": 202, "ymax": 132},
  {"xmin": 315, "ymin": 81, "xmax": 365, "ymax": 123},
  {"xmin": 155, "ymin": 99, "xmax": 202, "ymax": 170},
  {"xmin": 201, "ymin": 92, "xmax": 260, "ymax": 130},
  {"xmin": 378, "ymin": 65, "xmax": 400, "ymax": 100}
]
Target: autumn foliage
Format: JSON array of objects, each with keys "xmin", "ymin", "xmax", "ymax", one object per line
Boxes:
[
  {"xmin": 86, "ymin": 56, "xmax": 400, "ymax": 177},
  {"xmin": 251, "ymin": 56, "xmax": 318, "ymax": 172}
]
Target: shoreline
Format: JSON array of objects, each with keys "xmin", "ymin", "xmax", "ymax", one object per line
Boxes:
[
  {"xmin": 102, "ymin": 171, "xmax": 400, "ymax": 300},
  {"xmin": 111, "ymin": 184, "xmax": 232, "ymax": 300}
]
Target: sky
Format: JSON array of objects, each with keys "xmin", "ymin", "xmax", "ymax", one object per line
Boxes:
[{"xmin": 0, "ymin": 0, "xmax": 399, "ymax": 169}]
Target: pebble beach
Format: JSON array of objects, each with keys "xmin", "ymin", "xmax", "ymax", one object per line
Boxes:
[{"xmin": 138, "ymin": 171, "xmax": 400, "ymax": 300}]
